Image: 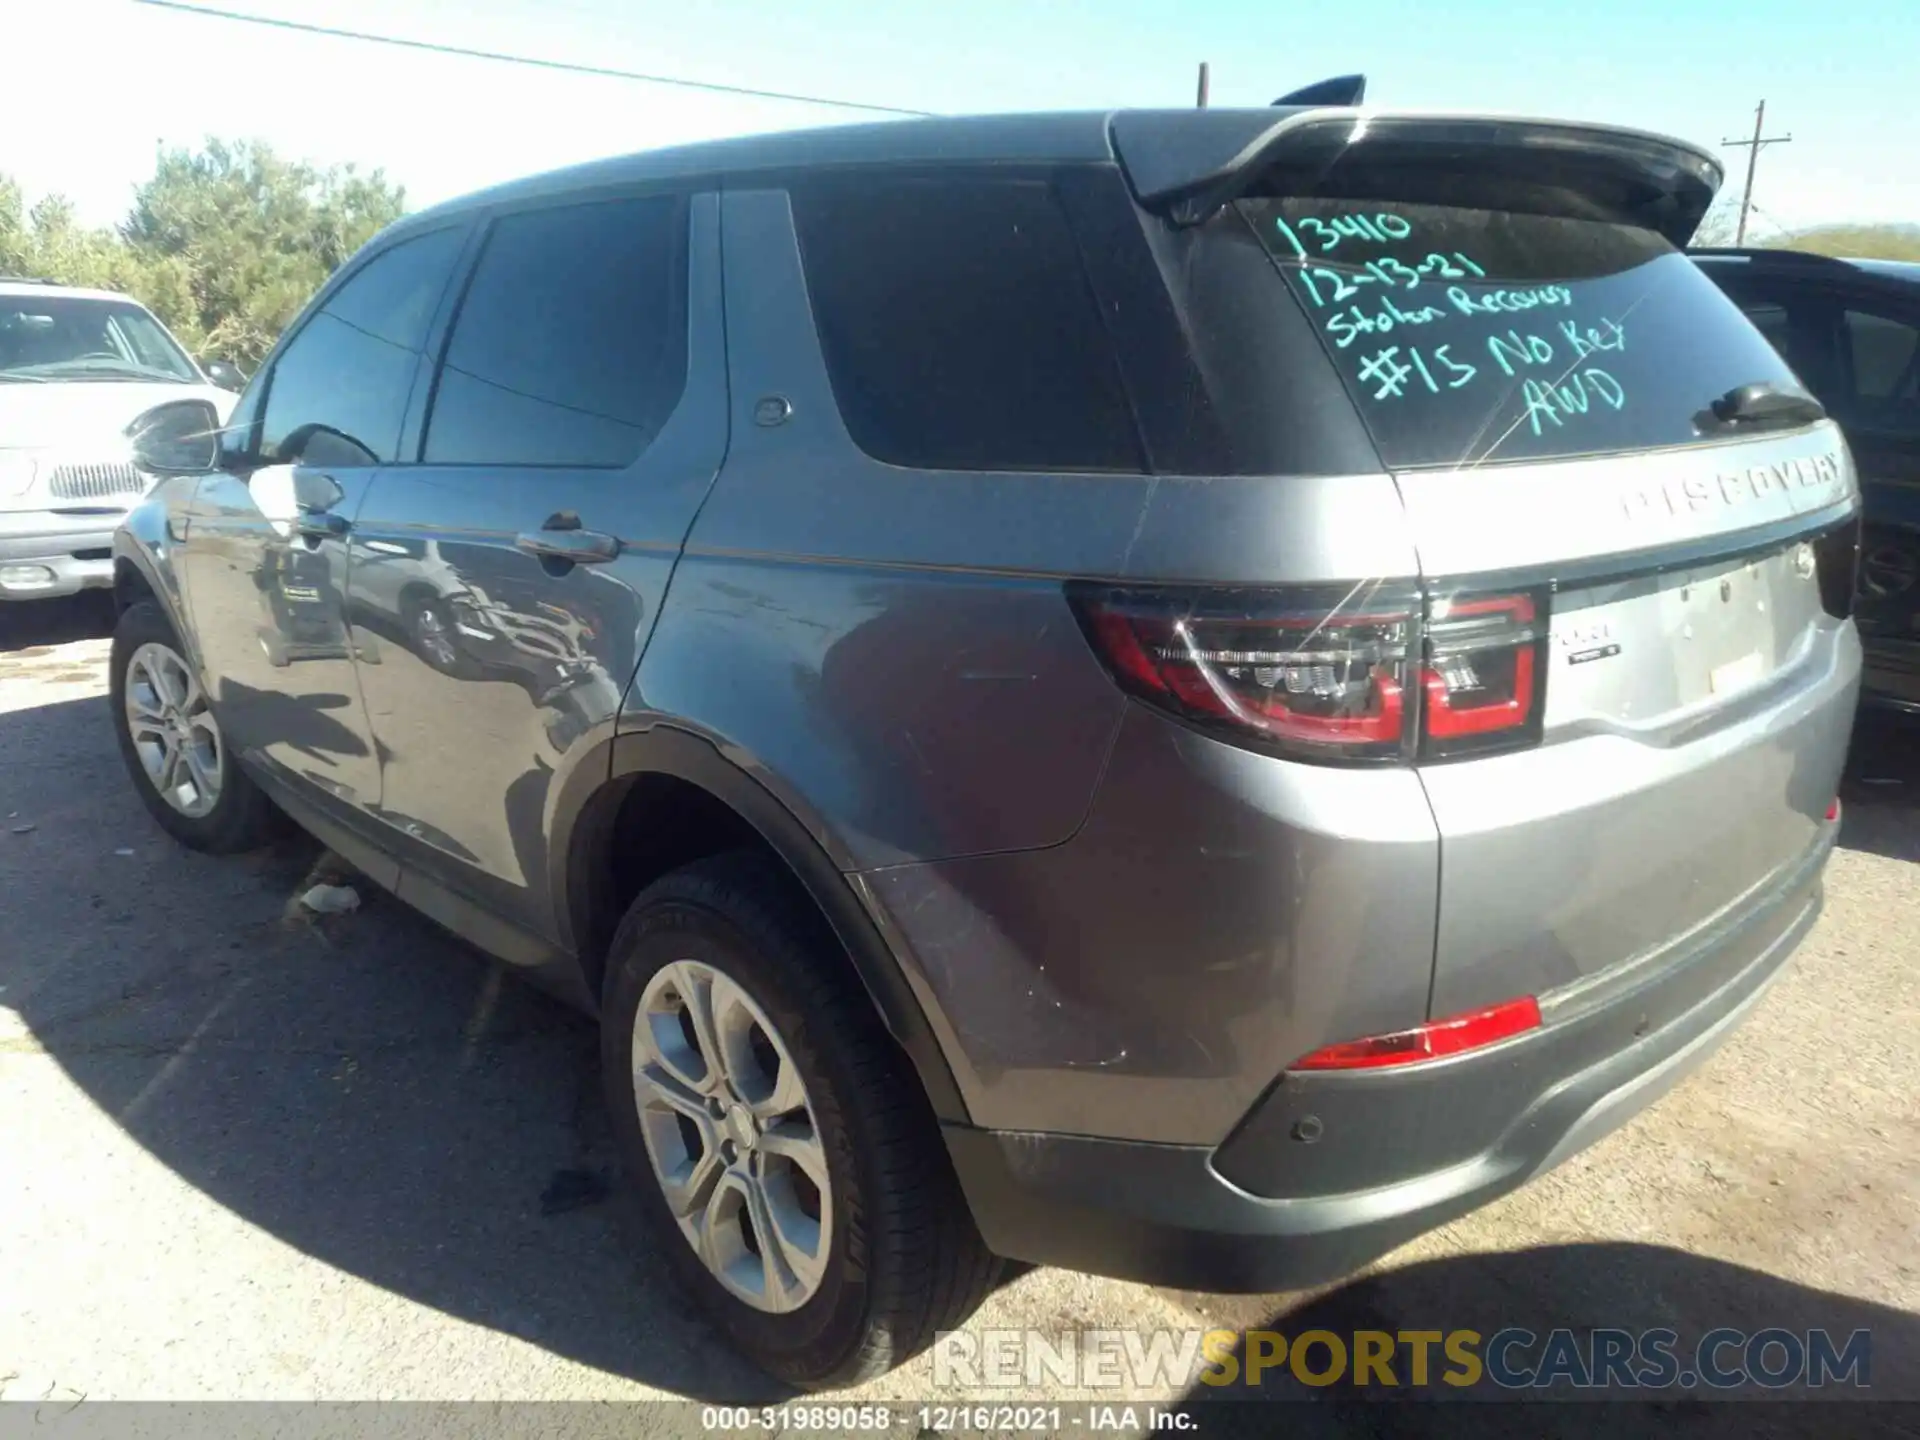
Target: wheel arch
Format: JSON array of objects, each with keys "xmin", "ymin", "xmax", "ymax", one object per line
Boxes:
[
  {"xmin": 111, "ymin": 519, "xmax": 201, "ymax": 671},
  {"xmin": 555, "ymin": 725, "xmax": 970, "ymax": 1125}
]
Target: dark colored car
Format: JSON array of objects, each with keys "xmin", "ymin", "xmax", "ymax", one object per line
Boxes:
[
  {"xmin": 1694, "ymin": 249, "xmax": 1920, "ymax": 713},
  {"xmin": 109, "ymin": 107, "xmax": 1859, "ymax": 1387}
]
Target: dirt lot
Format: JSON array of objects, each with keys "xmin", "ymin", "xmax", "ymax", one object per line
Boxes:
[{"xmin": 2, "ymin": 593, "xmax": 1915, "ymax": 1427}]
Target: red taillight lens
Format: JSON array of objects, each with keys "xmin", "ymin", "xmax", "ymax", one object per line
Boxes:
[
  {"xmin": 1826, "ymin": 798, "xmax": 1841, "ymax": 823},
  {"xmin": 1418, "ymin": 591, "xmax": 1547, "ymax": 759},
  {"xmin": 1069, "ymin": 583, "xmax": 1418, "ymax": 761},
  {"xmin": 1071, "ymin": 581, "xmax": 1549, "ymax": 764},
  {"xmin": 1288, "ymin": 995, "xmax": 1543, "ymax": 1072}
]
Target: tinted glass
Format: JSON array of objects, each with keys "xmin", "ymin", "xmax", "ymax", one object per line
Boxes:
[
  {"xmin": 1237, "ymin": 198, "xmax": 1806, "ymax": 468},
  {"xmin": 1741, "ymin": 301, "xmax": 1792, "ymax": 359},
  {"xmin": 423, "ymin": 196, "xmax": 688, "ymax": 467},
  {"xmin": 791, "ymin": 174, "xmax": 1142, "ymax": 473},
  {"xmin": 1845, "ymin": 308, "xmax": 1920, "ymax": 432},
  {"xmin": 261, "ymin": 226, "xmax": 464, "ymax": 467}
]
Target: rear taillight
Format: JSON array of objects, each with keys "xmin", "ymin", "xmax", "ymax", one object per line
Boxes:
[
  {"xmin": 1070, "ymin": 581, "xmax": 1547, "ymax": 764},
  {"xmin": 1069, "ymin": 582, "xmax": 1417, "ymax": 762},
  {"xmin": 1419, "ymin": 591, "xmax": 1548, "ymax": 760},
  {"xmin": 1813, "ymin": 515, "xmax": 1862, "ymax": 620},
  {"xmin": 1287, "ymin": 995, "xmax": 1543, "ymax": 1071}
]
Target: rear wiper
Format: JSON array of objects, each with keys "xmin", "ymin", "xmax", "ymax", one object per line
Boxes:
[{"xmin": 1700, "ymin": 382, "xmax": 1826, "ymax": 433}]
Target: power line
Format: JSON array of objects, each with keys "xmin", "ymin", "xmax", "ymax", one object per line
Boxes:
[{"xmin": 131, "ymin": 0, "xmax": 935, "ymax": 117}]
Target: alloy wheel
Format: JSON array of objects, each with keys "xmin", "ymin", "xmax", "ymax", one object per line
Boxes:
[
  {"xmin": 631, "ymin": 959, "xmax": 832, "ymax": 1314},
  {"xmin": 414, "ymin": 604, "xmax": 461, "ymax": 669},
  {"xmin": 123, "ymin": 641, "xmax": 223, "ymax": 819}
]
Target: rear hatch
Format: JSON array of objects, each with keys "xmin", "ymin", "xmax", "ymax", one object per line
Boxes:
[{"xmin": 1116, "ymin": 110, "xmax": 1862, "ymax": 1015}]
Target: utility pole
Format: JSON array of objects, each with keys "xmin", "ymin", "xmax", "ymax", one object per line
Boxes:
[
  {"xmin": 1196, "ymin": 61, "xmax": 1210, "ymax": 108},
  {"xmin": 1722, "ymin": 100, "xmax": 1792, "ymax": 246}
]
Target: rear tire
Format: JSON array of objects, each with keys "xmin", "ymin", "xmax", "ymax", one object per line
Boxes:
[
  {"xmin": 601, "ymin": 851, "xmax": 998, "ymax": 1387},
  {"xmin": 111, "ymin": 599, "xmax": 277, "ymax": 853}
]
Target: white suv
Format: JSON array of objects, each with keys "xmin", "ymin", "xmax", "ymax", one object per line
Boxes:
[{"xmin": 0, "ymin": 279, "xmax": 236, "ymax": 600}]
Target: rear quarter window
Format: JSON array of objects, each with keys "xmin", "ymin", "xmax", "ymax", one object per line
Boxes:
[
  {"xmin": 790, "ymin": 172, "xmax": 1144, "ymax": 473},
  {"xmin": 1237, "ymin": 198, "xmax": 1805, "ymax": 468}
]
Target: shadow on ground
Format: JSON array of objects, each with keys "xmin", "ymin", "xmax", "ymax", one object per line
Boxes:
[
  {"xmin": 0, "ymin": 592, "xmax": 116, "ymax": 651},
  {"xmin": 1838, "ymin": 711, "xmax": 1920, "ymax": 862},
  {"xmin": 0, "ymin": 687, "xmax": 794, "ymax": 1403},
  {"xmin": 1171, "ymin": 1243, "xmax": 1917, "ymax": 1435}
]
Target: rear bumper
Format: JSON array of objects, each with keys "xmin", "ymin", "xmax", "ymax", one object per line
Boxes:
[
  {"xmin": 0, "ymin": 513, "xmax": 124, "ymax": 599},
  {"xmin": 945, "ymin": 821, "xmax": 1831, "ymax": 1292}
]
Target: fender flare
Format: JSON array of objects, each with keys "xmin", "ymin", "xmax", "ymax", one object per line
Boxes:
[
  {"xmin": 553, "ymin": 723, "xmax": 971, "ymax": 1125},
  {"xmin": 110, "ymin": 524, "xmax": 199, "ymax": 668}
]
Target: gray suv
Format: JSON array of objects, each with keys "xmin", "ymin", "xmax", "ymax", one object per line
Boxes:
[{"xmin": 108, "ymin": 106, "xmax": 1862, "ymax": 1387}]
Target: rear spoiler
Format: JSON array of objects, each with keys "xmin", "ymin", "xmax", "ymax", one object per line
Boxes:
[{"xmin": 1109, "ymin": 108, "xmax": 1723, "ymax": 247}]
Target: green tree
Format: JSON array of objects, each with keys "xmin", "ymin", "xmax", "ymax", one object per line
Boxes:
[
  {"xmin": 1, "ymin": 139, "xmax": 405, "ymax": 371},
  {"xmin": 124, "ymin": 139, "xmax": 406, "ymax": 368}
]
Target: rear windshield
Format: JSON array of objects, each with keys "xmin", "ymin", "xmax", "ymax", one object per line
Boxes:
[{"xmin": 1237, "ymin": 197, "xmax": 1803, "ymax": 469}]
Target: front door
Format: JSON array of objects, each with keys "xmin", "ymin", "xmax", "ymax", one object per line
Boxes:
[
  {"xmin": 347, "ymin": 191, "xmax": 728, "ymax": 947},
  {"xmin": 180, "ymin": 222, "xmax": 470, "ymax": 824}
]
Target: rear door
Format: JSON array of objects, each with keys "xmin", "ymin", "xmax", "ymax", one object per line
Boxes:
[
  {"xmin": 1230, "ymin": 184, "xmax": 1860, "ymax": 1014},
  {"xmin": 346, "ymin": 189, "xmax": 727, "ymax": 950}
]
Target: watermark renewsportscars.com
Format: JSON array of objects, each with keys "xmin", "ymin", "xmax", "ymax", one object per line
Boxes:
[{"xmin": 933, "ymin": 1326, "xmax": 1874, "ymax": 1394}]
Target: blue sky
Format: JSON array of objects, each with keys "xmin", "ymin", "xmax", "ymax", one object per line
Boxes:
[{"xmin": 14, "ymin": 0, "xmax": 1917, "ymax": 234}]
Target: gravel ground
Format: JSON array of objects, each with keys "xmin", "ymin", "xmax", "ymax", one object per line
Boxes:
[{"xmin": 1, "ymin": 593, "xmax": 1915, "ymax": 1430}]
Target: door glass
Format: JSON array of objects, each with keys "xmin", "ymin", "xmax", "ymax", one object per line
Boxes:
[
  {"xmin": 422, "ymin": 196, "xmax": 688, "ymax": 467},
  {"xmin": 260, "ymin": 225, "xmax": 466, "ymax": 467},
  {"xmin": 790, "ymin": 174, "xmax": 1142, "ymax": 473},
  {"xmin": 1843, "ymin": 307, "xmax": 1920, "ymax": 434}
]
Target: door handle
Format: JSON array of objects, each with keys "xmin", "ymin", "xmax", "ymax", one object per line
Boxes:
[{"xmin": 515, "ymin": 527, "xmax": 620, "ymax": 564}]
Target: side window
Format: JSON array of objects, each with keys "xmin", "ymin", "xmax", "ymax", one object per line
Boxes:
[
  {"xmin": 1731, "ymin": 290, "xmax": 1844, "ymax": 407},
  {"xmin": 422, "ymin": 195, "xmax": 688, "ymax": 467},
  {"xmin": 789, "ymin": 173, "xmax": 1143, "ymax": 473},
  {"xmin": 260, "ymin": 226, "xmax": 466, "ymax": 468},
  {"xmin": 1843, "ymin": 307, "xmax": 1920, "ymax": 429}
]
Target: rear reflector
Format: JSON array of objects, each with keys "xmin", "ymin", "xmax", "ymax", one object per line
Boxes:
[
  {"xmin": 1288, "ymin": 995, "xmax": 1543, "ymax": 1071},
  {"xmin": 1827, "ymin": 798, "xmax": 1841, "ymax": 823}
]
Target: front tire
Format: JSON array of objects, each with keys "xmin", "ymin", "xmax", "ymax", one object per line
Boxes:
[
  {"xmin": 601, "ymin": 852, "xmax": 998, "ymax": 1387},
  {"xmin": 111, "ymin": 599, "xmax": 277, "ymax": 853}
]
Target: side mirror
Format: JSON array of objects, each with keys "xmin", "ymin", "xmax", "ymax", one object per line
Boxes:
[
  {"xmin": 128, "ymin": 399, "xmax": 221, "ymax": 475},
  {"xmin": 293, "ymin": 468, "xmax": 345, "ymax": 514},
  {"xmin": 202, "ymin": 358, "xmax": 247, "ymax": 393}
]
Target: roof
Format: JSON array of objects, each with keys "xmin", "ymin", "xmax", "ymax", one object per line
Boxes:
[
  {"xmin": 400, "ymin": 111, "xmax": 1135, "ymax": 231},
  {"xmin": 0, "ymin": 279, "xmax": 144, "ymax": 305},
  {"xmin": 394, "ymin": 106, "xmax": 1720, "ymax": 244}
]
